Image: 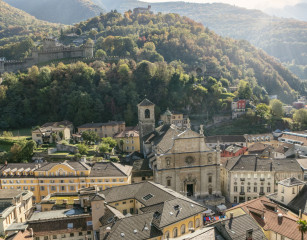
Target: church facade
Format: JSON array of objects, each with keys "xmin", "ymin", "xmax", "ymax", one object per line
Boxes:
[{"xmin": 137, "ymin": 99, "xmax": 223, "ymax": 202}]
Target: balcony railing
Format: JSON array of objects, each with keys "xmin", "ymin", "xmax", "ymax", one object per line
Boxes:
[
  {"xmin": 240, "ymin": 178, "xmax": 245, "ymax": 181},
  {"xmin": 259, "ymin": 192, "xmax": 265, "ymax": 196},
  {"xmin": 240, "ymin": 192, "xmax": 245, "ymax": 195},
  {"xmin": 260, "ymin": 178, "xmax": 265, "ymax": 181}
]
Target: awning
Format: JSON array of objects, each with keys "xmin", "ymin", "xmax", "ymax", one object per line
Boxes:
[
  {"xmin": 217, "ymin": 204, "xmax": 227, "ymax": 212},
  {"xmin": 203, "ymin": 209, "xmax": 214, "ymax": 216}
]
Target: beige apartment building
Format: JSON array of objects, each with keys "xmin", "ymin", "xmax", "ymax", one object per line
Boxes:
[
  {"xmin": 77, "ymin": 121, "xmax": 125, "ymax": 138},
  {"xmin": 221, "ymin": 155, "xmax": 303, "ymax": 203},
  {"xmin": 0, "ymin": 189, "xmax": 33, "ymax": 235}
]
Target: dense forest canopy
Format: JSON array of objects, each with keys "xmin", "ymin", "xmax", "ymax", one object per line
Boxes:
[
  {"xmin": 73, "ymin": 11, "xmax": 302, "ymax": 101},
  {"xmin": 0, "ymin": 12, "xmax": 304, "ymax": 130},
  {"xmin": 94, "ymin": 0, "xmax": 307, "ymax": 80}
]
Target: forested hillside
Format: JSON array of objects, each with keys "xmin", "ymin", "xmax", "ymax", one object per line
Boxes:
[
  {"xmin": 98, "ymin": 0, "xmax": 307, "ymax": 80},
  {"xmin": 3, "ymin": 0, "xmax": 103, "ymax": 25},
  {"xmin": 0, "ymin": 12, "xmax": 303, "ymax": 129},
  {"xmin": 0, "ymin": 1, "xmax": 61, "ymax": 59}
]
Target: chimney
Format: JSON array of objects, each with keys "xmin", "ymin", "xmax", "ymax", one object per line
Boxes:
[
  {"xmin": 278, "ymin": 213, "xmax": 283, "ymax": 224},
  {"xmin": 29, "ymin": 228, "xmax": 33, "ymax": 237},
  {"xmin": 4, "ymin": 161, "xmax": 7, "ymax": 166},
  {"xmin": 230, "ymin": 212, "xmax": 234, "ymax": 219},
  {"xmin": 84, "ymin": 207, "xmax": 88, "ymax": 213},
  {"xmin": 299, "ymin": 209, "xmax": 302, "ymax": 219},
  {"xmin": 106, "ymin": 227, "xmax": 111, "ymax": 233}
]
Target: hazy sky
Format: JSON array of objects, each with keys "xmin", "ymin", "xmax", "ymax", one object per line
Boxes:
[{"xmin": 143, "ymin": 0, "xmax": 303, "ymax": 10}]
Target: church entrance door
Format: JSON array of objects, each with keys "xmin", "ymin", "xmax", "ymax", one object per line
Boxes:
[{"xmin": 187, "ymin": 184, "xmax": 194, "ymax": 196}]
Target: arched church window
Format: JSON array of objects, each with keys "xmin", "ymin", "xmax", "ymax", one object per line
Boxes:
[
  {"xmin": 188, "ymin": 221, "xmax": 193, "ymax": 229},
  {"xmin": 173, "ymin": 228, "xmax": 178, "ymax": 237},
  {"xmin": 195, "ymin": 218, "xmax": 200, "ymax": 228},
  {"xmin": 165, "ymin": 231, "xmax": 170, "ymax": 239},
  {"xmin": 208, "ymin": 154, "xmax": 213, "ymax": 163},
  {"xmin": 181, "ymin": 224, "xmax": 186, "ymax": 235},
  {"xmin": 145, "ymin": 109, "xmax": 150, "ymax": 118}
]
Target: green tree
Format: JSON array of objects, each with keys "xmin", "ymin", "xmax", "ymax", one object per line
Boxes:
[
  {"xmin": 77, "ymin": 144, "xmax": 88, "ymax": 155},
  {"xmin": 95, "ymin": 49, "xmax": 107, "ymax": 58},
  {"xmin": 21, "ymin": 140, "xmax": 36, "ymax": 161},
  {"xmin": 293, "ymin": 109, "xmax": 307, "ymax": 129},
  {"xmin": 101, "ymin": 137, "xmax": 117, "ymax": 148},
  {"xmin": 51, "ymin": 133, "xmax": 57, "ymax": 143},
  {"xmin": 81, "ymin": 131, "xmax": 99, "ymax": 145},
  {"xmin": 119, "ymin": 139, "xmax": 124, "ymax": 152},
  {"xmin": 59, "ymin": 131, "xmax": 64, "ymax": 140},
  {"xmin": 255, "ymin": 103, "xmax": 271, "ymax": 121},
  {"xmin": 99, "ymin": 143, "xmax": 110, "ymax": 153},
  {"xmin": 297, "ymin": 219, "xmax": 307, "ymax": 240},
  {"xmin": 270, "ymin": 99, "xmax": 283, "ymax": 118}
]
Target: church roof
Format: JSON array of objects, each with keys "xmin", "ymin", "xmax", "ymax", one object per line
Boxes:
[
  {"xmin": 143, "ymin": 124, "xmax": 182, "ymax": 154},
  {"xmin": 138, "ymin": 98, "xmax": 155, "ymax": 106}
]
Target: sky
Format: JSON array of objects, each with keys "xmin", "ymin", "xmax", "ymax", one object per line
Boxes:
[{"xmin": 143, "ymin": 0, "xmax": 304, "ymax": 10}]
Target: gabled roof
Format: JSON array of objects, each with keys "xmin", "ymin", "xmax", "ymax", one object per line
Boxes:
[
  {"xmin": 248, "ymin": 142, "xmax": 271, "ymax": 152},
  {"xmin": 274, "ymin": 143, "xmax": 294, "ymax": 154},
  {"xmin": 279, "ymin": 177, "xmax": 305, "ymax": 187},
  {"xmin": 144, "ymin": 124, "xmax": 182, "ymax": 154},
  {"xmin": 78, "ymin": 121, "xmax": 125, "ymax": 129},
  {"xmin": 103, "ymin": 212, "xmax": 162, "ymax": 240},
  {"xmin": 228, "ymin": 197, "xmax": 306, "ymax": 240},
  {"xmin": 138, "ymin": 98, "xmax": 154, "ymax": 106},
  {"xmin": 41, "ymin": 120, "xmax": 73, "ymax": 128},
  {"xmin": 288, "ymin": 185, "xmax": 307, "ymax": 214},
  {"xmin": 224, "ymin": 155, "xmax": 302, "ymax": 172},
  {"xmin": 141, "ymin": 198, "xmax": 205, "ymax": 228},
  {"xmin": 89, "ymin": 162, "xmax": 132, "ymax": 177},
  {"xmin": 211, "ymin": 214, "xmax": 266, "ymax": 240}
]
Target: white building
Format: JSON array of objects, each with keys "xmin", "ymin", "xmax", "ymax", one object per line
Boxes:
[{"xmin": 221, "ymin": 155, "xmax": 304, "ymax": 203}]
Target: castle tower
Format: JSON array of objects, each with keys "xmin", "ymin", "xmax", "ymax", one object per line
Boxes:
[
  {"xmin": 137, "ymin": 99, "xmax": 155, "ymax": 154},
  {"xmin": 84, "ymin": 39, "xmax": 94, "ymax": 58},
  {"xmin": 0, "ymin": 58, "xmax": 4, "ymax": 74}
]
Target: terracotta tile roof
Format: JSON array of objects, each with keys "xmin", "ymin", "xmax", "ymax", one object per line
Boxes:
[
  {"xmin": 114, "ymin": 128, "xmax": 139, "ymax": 138},
  {"xmin": 248, "ymin": 142, "xmax": 271, "ymax": 152},
  {"xmin": 274, "ymin": 143, "xmax": 294, "ymax": 154},
  {"xmin": 229, "ymin": 197, "xmax": 306, "ymax": 240}
]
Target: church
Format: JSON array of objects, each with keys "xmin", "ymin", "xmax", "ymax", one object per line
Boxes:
[{"xmin": 137, "ymin": 99, "xmax": 224, "ymax": 204}]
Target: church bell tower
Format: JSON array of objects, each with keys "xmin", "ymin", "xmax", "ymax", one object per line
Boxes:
[{"xmin": 137, "ymin": 99, "xmax": 155, "ymax": 154}]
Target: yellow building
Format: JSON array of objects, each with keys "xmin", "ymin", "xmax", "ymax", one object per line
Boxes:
[
  {"xmin": 92, "ymin": 181, "xmax": 205, "ymax": 239},
  {"xmin": 0, "ymin": 161, "xmax": 132, "ymax": 203},
  {"xmin": 77, "ymin": 121, "xmax": 125, "ymax": 138},
  {"xmin": 114, "ymin": 126, "xmax": 140, "ymax": 153}
]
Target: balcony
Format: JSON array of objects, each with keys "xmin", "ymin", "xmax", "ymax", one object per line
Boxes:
[
  {"xmin": 240, "ymin": 192, "xmax": 245, "ymax": 195},
  {"xmin": 259, "ymin": 192, "xmax": 265, "ymax": 196},
  {"xmin": 240, "ymin": 178, "xmax": 245, "ymax": 181},
  {"xmin": 260, "ymin": 178, "xmax": 265, "ymax": 181}
]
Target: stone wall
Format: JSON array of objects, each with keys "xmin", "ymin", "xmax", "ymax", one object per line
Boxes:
[{"xmin": 56, "ymin": 143, "xmax": 78, "ymax": 153}]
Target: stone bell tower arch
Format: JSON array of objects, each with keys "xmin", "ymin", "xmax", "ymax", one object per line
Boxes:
[{"xmin": 137, "ymin": 98, "xmax": 155, "ymax": 154}]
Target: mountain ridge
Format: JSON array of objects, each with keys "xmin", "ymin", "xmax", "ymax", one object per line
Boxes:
[{"xmin": 3, "ymin": 0, "xmax": 103, "ymax": 25}]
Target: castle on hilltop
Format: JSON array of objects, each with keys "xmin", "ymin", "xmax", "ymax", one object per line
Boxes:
[{"xmin": 0, "ymin": 38, "xmax": 94, "ymax": 74}]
